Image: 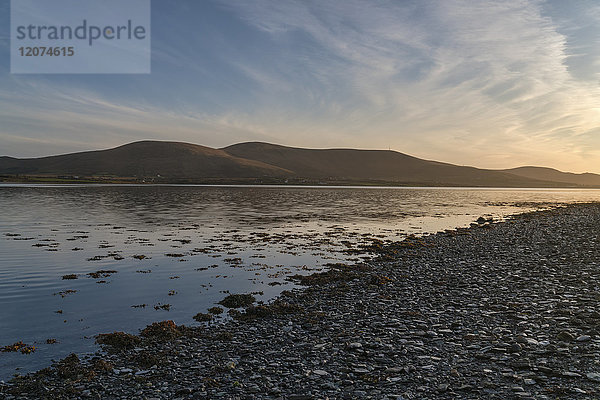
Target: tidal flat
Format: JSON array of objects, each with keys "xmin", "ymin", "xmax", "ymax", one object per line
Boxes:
[
  {"xmin": 2, "ymin": 200, "xmax": 600, "ymax": 399},
  {"xmin": 4, "ymin": 184, "xmax": 573, "ymax": 379}
]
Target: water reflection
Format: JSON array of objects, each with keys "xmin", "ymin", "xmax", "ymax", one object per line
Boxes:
[{"xmin": 1, "ymin": 185, "xmax": 599, "ymax": 380}]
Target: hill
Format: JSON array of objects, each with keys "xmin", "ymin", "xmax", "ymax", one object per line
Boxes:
[
  {"xmin": 0, "ymin": 141, "xmax": 292, "ymax": 180},
  {"xmin": 0, "ymin": 140, "xmax": 594, "ymax": 187},
  {"xmin": 222, "ymin": 142, "xmax": 565, "ymax": 187},
  {"xmin": 501, "ymin": 166, "xmax": 600, "ymax": 187}
]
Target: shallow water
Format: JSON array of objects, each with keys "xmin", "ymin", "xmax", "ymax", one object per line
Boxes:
[{"xmin": 1, "ymin": 184, "xmax": 600, "ymax": 380}]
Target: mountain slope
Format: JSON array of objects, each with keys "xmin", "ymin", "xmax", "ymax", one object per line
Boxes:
[
  {"xmin": 222, "ymin": 142, "xmax": 564, "ymax": 187},
  {"xmin": 501, "ymin": 166, "xmax": 600, "ymax": 187},
  {"xmin": 0, "ymin": 140, "xmax": 593, "ymax": 187},
  {"xmin": 0, "ymin": 141, "xmax": 292, "ymax": 179}
]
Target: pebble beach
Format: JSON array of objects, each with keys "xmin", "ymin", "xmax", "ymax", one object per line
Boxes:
[{"xmin": 2, "ymin": 203, "xmax": 600, "ymax": 399}]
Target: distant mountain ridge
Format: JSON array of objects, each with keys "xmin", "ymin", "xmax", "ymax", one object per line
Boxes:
[
  {"xmin": 1, "ymin": 140, "xmax": 599, "ymax": 187},
  {"xmin": 502, "ymin": 166, "xmax": 600, "ymax": 187},
  {"xmin": 0, "ymin": 141, "xmax": 292, "ymax": 179}
]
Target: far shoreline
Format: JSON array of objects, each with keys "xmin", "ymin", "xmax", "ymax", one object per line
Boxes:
[{"xmin": 2, "ymin": 181, "xmax": 600, "ymax": 190}]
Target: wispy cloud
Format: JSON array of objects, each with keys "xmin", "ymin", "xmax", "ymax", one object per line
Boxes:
[
  {"xmin": 1, "ymin": 0, "xmax": 599, "ymax": 172},
  {"xmin": 0, "ymin": 82, "xmax": 281, "ymax": 157},
  {"xmin": 214, "ymin": 0, "xmax": 600, "ymax": 171}
]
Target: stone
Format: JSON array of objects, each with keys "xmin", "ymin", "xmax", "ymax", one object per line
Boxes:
[
  {"xmin": 586, "ymin": 372, "xmax": 600, "ymax": 382},
  {"xmin": 557, "ymin": 331, "xmax": 574, "ymax": 342},
  {"xmin": 509, "ymin": 343, "xmax": 522, "ymax": 353}
]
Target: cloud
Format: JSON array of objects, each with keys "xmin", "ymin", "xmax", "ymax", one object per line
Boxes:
[
  {"xmin": 0, "ymin": 90, "xmax": 275, "ymax": 157},
  {"xmin": 215, "ymin": 0, "xmax": 600, "ymax": 171},
  {"xmin": 1, "ymin": 0, "xmax": 599, "ymax": 172}
]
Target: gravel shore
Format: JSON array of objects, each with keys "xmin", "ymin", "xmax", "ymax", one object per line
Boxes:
[{"xmin": 2, "ymin": 203, "xmax": 600, "ymax": 399}]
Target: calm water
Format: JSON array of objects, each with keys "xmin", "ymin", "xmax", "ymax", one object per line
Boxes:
[{"xmin": 1, "ymin": 184, "xmax": 600, "ymax": 380}]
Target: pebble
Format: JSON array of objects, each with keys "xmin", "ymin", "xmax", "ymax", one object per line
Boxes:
[
  {"xmin": 587, "ymin": 372, "xmax": 600, "ymax": 382},
  {"xmin": 557, "ymin": 331, "xmax": 575, "ymax": 342},
  {"xmin": 4, "ymin": 204, "xmax": 600, "ymax": 399}
]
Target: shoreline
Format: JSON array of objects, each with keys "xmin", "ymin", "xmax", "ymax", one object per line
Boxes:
[
  {"xmin": 3, "ymin": 182, "xmax": 600, "ymax": 191},
  {"xmin": 1, "ymin": 178, "xmax": 596, "ymax": 189},
  {"xmin": 2, "ymin": 203, "xmax": 600, "ymax": 399}
]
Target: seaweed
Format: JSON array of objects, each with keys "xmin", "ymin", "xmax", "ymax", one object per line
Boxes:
[
  {"xmin": 140, "ymin": 320, "xmax": 183, "ymax": 340},
  {"xmin": 1, "ymin": 341, "xmax": 36, "ymax": 354},
  {"xmin": 193, "ymin": 312, "xmax": 213, "ymax": 322},
  {"xmin": 218, "ymin": 293, "xmax": 256, "ymax": 308},
  {"xmin": 96, "ymin": 332, "xmax": 141, "ymax": 350}
]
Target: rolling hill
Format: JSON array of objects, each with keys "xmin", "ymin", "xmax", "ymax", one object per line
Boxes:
[
  {"xmin": 501, "ymin": 166, "xmax": 600, "ymax": 187},
  {"xmin": 0, "ymin": 141, "xmax": 292, "ymax": 179},
  {"xmin": 0, "ymin": 140, "xmax": 597, "ymax": 187},
  {"xmin": 222, "ymin": 142, "xmax": 560, "ymax": 187}
]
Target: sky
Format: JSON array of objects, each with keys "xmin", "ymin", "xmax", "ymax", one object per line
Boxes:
[{"xmin": 0, "ymin": 0, "xmax": 599, "ymax": 173}]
